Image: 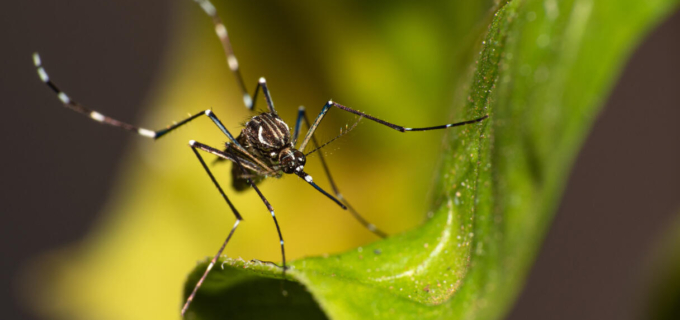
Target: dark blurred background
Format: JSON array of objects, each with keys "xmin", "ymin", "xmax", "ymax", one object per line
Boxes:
[{"xmin": 0, "ymin": 1, "xmax": 677, "ymax": 320}]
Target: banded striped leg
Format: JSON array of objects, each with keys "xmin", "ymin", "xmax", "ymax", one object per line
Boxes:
[
  {"xmin": 192, "ymin": 0, "xmax": 252, "ymax": 109},
  {"xmin": 293, "ymin": 106, "xmax": 387, "ymax": 238},
  {"xmin": 32, "ymin": 53, "xmax": 202, "ymax": 139},
  {"xmin": 192, "ymin": 0, "xmax": 280, "ymax": 115},
  {"xmin": 299, "ymin": 100, "xmax": 489, "ymax": 151},
  {"xmin": 33, "ymin": 52, "xmax": 224, "ymax": 141},
  {"xmin": 33, "ymin": 54, "xmax": 278, "ymax": 175},
  {"xmin": 182, "ymin": 142, "xmax": 244, "ymax": 317}
]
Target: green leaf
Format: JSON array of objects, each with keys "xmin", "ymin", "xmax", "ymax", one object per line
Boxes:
[{"xmin": 184, "ymin": 0, "xmax": 679, "ymax": 319}]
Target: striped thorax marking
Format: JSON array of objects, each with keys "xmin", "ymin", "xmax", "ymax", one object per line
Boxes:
[{"xmin": 243, "ymin": 113, "xmax": 291, "ymax": 152}]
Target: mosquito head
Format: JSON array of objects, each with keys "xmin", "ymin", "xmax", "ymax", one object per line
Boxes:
[{"xmin": 279, "ymin": 148, "xmax": 306, "ymax": 174}]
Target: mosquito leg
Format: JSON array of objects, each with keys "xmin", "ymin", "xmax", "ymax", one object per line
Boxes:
[
  {"xmin": 33, "ymin": 53, "xmax": 202, "ymax": 139},
  {"xmin": 192, "ymin": 0, "xmax": 282, "ymax": 115},
  {"xmin": 294, "ymin": 171, "xmax": 346, "ymax": 210},
  {"xmin": 34, "ymin": 53, "xmax": 250, "ymax": 144},
  {"xmin": 192, "ymin": 142, "xmax": 285, "ymax": 280},
  {"xmin": 250, "ymin": 77, "xmax": 278, "ymax": 114},
  {"xmin": 296, "ymin": 107, "xmax": 387, "ymax": 238},
  {"xmin": 329, "ymin": 100, "xmax": 489, "ymax": 132},
  {"xmin": 248, "ymin": 183, "xmax": 287, "ymax": 274},
  {"xmin": 182, "ymin": 141, "xmax": 244, "ymax": 317},
  {"xmin": 191, "ymin": 140, "xmax": 272, "ymax": 176},
  {"xmin": 192, "ymin": 0, "xmax": 253, "ymax": 110},
  {"xmin": 33, "ymin": 57, "xmax": 275, "ymax": 173},
  {"xmin": 202, "ymin": 110, "xmax": 240, "ymax": 146},
  {"xmin": 299, "ymin": 100, "xmax": 489, "ymax": 151},
  {"xmin": 291, "ymin": 106, "xmax": 305, "ymax": 146},
  {"xmin": 229, "ymin": 145, "xmax": 288, "ymax": 275}
]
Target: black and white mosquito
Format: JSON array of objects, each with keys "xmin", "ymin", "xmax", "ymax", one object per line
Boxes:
[{"xmin": 33, "ymin": 0, "xmax": 488, "ymax": 316}]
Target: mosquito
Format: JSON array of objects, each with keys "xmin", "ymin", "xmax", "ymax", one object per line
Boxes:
[{"xmin": 33, "ymin": 0, "xmax": 488, "ymax": 316}]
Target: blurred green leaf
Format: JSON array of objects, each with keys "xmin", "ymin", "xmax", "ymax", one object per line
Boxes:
[{"xmin": 184, "ymin": 0, "xmax": 679, "ymax": 319}]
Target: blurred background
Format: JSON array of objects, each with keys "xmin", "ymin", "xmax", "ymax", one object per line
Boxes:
[{"xmin": 0, "ymin": 1, "xmax": 677, "ymax": 319}]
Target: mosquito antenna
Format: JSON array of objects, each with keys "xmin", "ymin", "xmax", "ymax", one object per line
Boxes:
[{"xmin": 305, "ymin": 116, "xmax": 362, "ymax": 157}]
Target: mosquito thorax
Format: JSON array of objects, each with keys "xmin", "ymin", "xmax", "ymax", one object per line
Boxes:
[
  {"xmin": 242, "ymin": 112, "xmax": 291, "ymax": 153},
  {"xmin": 279, "ymin": 148, "xmax": 306, "ymax": 174}
]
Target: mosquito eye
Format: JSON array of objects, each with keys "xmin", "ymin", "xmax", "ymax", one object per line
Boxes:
[
  {"xmin": 292, "ymin": 150, "xmax": 306, "ymax": 166},
  {"xmin": 279, "ymin": 155, "xmax": 297, "ymax": 174}
]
